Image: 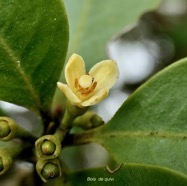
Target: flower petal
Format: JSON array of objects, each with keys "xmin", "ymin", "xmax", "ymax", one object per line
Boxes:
[
  {"xmin": 81, "ymin": 88, "xmax": 109, "ymax": 107},
  {"xmin": 57, "ymin": 82, "xmax": 81, "ymax": 104},
  {"xmin": 65, "ymin": 54, "xmax": 86, "ymax": 93},
  {"xmin": 89, "ymin": 60, "xmax": 119, "ymax": 91}
]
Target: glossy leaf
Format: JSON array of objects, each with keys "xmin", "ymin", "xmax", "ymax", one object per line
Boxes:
[
  {"xmin": 65, "ymin": 164, "xmax": 187, "ymax": 186},
  {"xmin": 79, "ymin": 58, "xmax": 187, "ymax": 174},
  {"xmin": 63, "ymin": 0, "xmax": 161, "ymax": 68},
  {"xmin": 0, "ymin": 0, "xmax": 68, "ymax": 113}
]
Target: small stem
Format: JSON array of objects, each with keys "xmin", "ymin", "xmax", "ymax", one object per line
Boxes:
[
  {"xmin": 60, "ymin": 101, "xmax": 88, "ymax": 129},
  {"xmin": 16, "ymin": 125, "xmax": 37, "ymax": 143},
  {"xmin": 60, "ymin": 109, "xmax": 74, "ymax": 129},
  {"xmin": 35, "ymin": 102, "xmax": 88, "ymax": 160},
  {"xmin": 7, "ymin": 140, "xmax": 29, "ymax": 158},
  {"xmin": 54, "ymin": 127, "xmax": 67, "ymax": 142},
  {"xmin": 54, "ymin": 102, "xmax": 88, "ymax": 143}
]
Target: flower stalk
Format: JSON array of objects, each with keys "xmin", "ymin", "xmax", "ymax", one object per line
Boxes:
[
  {"xmin": 60, "ymin": 101, "xmax": 88, "ymax": 129},
  {"xmin": 35, "ymin": 101, "xmax": 87, "ymax": 159}
]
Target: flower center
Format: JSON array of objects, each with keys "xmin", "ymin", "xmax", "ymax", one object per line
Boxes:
[{"xmin": 78, "ymin": 75, "xmax": 93, "ymax": 88}]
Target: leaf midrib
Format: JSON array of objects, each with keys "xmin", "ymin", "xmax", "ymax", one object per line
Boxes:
[
  {"xmin": 0, "ymin": 34, "xmax": 42, "ymax": 111},
  {"xmin": 98, "ymin": 130, "xmax": 187, "ymax": 140},
  {"xmin": 71, "ymin": 129, "xmax": 187, "ymax": 146}
]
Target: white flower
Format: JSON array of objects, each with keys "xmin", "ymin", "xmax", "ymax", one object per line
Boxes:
[{"xmin": 57, "ymin": 54, "xmax": 119, "ymax": 107}]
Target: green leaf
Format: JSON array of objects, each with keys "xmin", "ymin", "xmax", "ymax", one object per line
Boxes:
[
  {"xmin": 0, "ymin": 0, "xmax": 69, "ymax": 113},
  {"xmin": 64, "ymin": 0, "xmax": 161, "ymax": 68},
  {"xmin": 78, "ymin": 58, "xmax": 187, "ymax": 174},
  {"xmin": 65, "ymin": 164, "xmax": 187, "ymax": 186}
]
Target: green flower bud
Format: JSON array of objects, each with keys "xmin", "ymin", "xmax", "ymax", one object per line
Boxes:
[
  {"xmin": 0, "ymin": 117, "xmax": 17, "ymax": 141},
  {"xmin": 35, "ymin": 135, "xmax": 61, "ymax": 159},
  {"xmin": 41, "ymin": 162, "xmax": 60, "ymax": 179},
  {"xmin": 0, "ymin": 121, "xmax": 11, "ymax": 138},
  {"xmin": 73, "ymin": 111, "xmax": 104, "ymax": 129},
  {"xmin": 0, "ymin": 149, "xmax": 12, "ymax": 175},
  {"xmin": 41, "ymin": 140, "xmax": 56, "ymax": 155},
  {"xmin": 36, "ymin": 158, "xmax": 62, "ymax": 182},
  {"xmin": 0, "ymin": 117, "xmax": 36, "ymax": 142},
  {"xmin": 90, "ymin": 114, "xmax": 104, "ymax": 128}
]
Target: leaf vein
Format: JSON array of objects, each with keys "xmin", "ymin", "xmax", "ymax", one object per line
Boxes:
[{"xmin": 102, "ymin": 131, "xmax": 187, "ymax": 139}]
